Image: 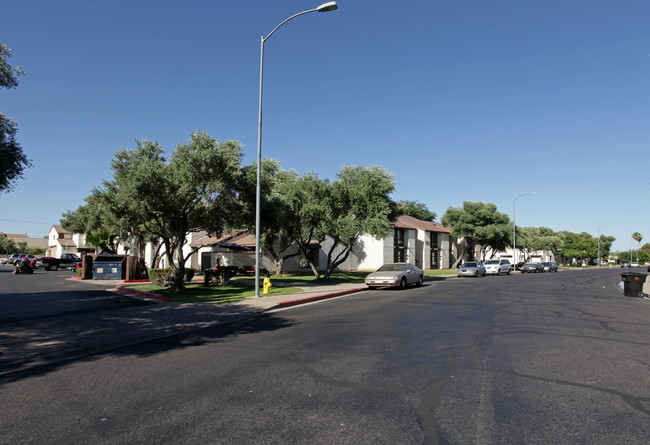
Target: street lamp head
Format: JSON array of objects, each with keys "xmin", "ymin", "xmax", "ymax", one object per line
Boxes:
[{"xmin": 317, "ymin": 1, "xmax": 338, "ymax": 12}]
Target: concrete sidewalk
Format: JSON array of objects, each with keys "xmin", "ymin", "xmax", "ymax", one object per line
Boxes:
[{"xmin": 0, "ymin": 280, "xmax": 365, "ymax": 377}]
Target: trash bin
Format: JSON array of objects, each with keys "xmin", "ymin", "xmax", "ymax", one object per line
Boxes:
[
  {"xmin": 92, "ymin": 254, "xmax": 127, "ymax": 280},
  {"xmin": 620, "ymin": 272, "xmax": 647, "ymax": 298}
]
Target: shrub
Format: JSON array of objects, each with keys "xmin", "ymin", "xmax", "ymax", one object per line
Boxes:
[
  {"xmin": 184, "ymin": 268, "xmax": 196, "ymax": 282},
  {"xmin": 148, "ymin": 267, "xmax": 196, "ymax": 286},
  {"xmin": 148, "ymin": 268, "xmax": 174, "ymax": 286}
]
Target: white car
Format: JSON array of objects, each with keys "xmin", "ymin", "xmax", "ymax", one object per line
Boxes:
[
  {"xmin": 631, "ymin": 262, "xmax": 639, "ymax": 267},
  {"xmin": 0, "ymin": 258, "xmax": 7, "ymax": 265},
  {"xmin": 365, "ymin": 263, "xmax": 424, "ymax": 289},
  {"xmin": 483, "ymin": 259, "xmax": 512, "ymax": 275}
]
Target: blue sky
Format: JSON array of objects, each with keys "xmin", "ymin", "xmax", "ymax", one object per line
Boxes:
[{"xmin": 2, "ymin": 0, "xmax": 648, "ymax": 253}]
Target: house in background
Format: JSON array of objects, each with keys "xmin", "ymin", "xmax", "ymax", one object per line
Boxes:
[
  {"xmin": 0, "ymin": 232, "xmax": 49, "ymax": 252},
  {"xmin": 184, "ymin": 215, "xmax": 468, "ymax": 273},
  {"xmin": 46, "ymin": 225, "xmax": 94, "ymax": 258}
]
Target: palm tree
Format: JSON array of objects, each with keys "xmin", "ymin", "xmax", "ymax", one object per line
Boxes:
[{"xmin": 632, "ymin": 232, "xmax": 643, "ymax": 263}]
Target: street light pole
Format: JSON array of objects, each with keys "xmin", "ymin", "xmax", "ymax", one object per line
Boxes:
[
  {"xmin": 513, "ymin": 192, "xmax": 538, "ymax": 266},
  {"xmin": 255, "ymin": 2, "xmax": 338, "ymax": 297},
  {"xmin": 597, "ymin": 223, "xmax": 612, "ymax": 267}
]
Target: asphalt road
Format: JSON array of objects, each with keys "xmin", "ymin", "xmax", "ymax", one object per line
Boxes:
[
  {"xmin": 0, "ymin": 266, "xmax": 151, "ymax": 323},
  {"xmin": 1, "ymin": 268, "xmax": 649, "ymax": 444}
]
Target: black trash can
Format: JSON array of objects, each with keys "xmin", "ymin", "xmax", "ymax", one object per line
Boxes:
[{"xmin": 621, "ymin": 272, "xmax": 647, "ymax": 298}]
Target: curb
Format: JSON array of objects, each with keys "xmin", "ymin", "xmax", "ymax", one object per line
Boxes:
[
  {"xmin": 116, "ymin": 285, "xmax": 172, "ymax": 301},
  {"xmin": 275, "ymin": 288, "xmax": 365, "ymax": 309}
]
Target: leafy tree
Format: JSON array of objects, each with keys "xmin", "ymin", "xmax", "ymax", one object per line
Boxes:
[
  {"xmin": 556, "ymin": 231, "xmax": 597, "ymax": 264},
  {"xmin": 640, "ymin": 243, "xmax": 650, "ymax": 255},
  {"xmin": 477, "ymin": 222, "xmax": 512, "ymax": 260},
  {"xmin": 596, "ymin": 234, "xmax": 615, "ymax": 261},
  {"xmin": 84, "ymin": 132, "xmax": 242, "ymax": 290},
  {"xmin": 323, "ymin": 165, "xmax": 396, "ymax": 279},
  {"xmin": 85, "ymin": 229, "xmax": 118, "ymax": 254},
  {"xmin": 441, "ymin": 201, "xmax": 510, "ymax": 266},
  {"xmin": 239, "ymin": 160, "xmax": 300, "ymax": 275},
  {"xmin": 0, "ymin": 236, "xmax": 17, "ymax": 255},
  {"xmin": 0, "ymin": 43, "xmax": 30, "ymax": 194},
  {"xmin": 276, "ymin": 172, "xmax": 332, "ymax": 278},
  {"xmin": 395, "ymin": 200, "xmax": 436, "ymax": 221}
]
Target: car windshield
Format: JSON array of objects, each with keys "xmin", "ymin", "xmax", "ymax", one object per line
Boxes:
[
  {"xmin": 377, "ymin": 264, "xmax": 406, "ymax": 272},
  {"xmin": 484, "ymin": 260, "xmax": 499, "ymax": 265},
  {"xmin": 462, "ymin": 262, "xmax": 479, "ymax": 267},
  {"xmin": 542, "ymin": 262, "xmax": 551, "ymax": 266}
]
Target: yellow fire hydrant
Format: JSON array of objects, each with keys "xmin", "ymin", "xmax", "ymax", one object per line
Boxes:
[{"xmin": 263, "ymin": 274, "xmax": 272, "ymax": 295}]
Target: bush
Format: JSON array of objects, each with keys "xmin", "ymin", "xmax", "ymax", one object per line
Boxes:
[
  {"xmin": 148, "ymin": 268, "xmax": 174, "ymax": 286},
  {"xmin": 148, "ymin": 267, "xmax": 196, "ymax": 286},
  {"xmin": 184, "ymin": 268, "xmax": 196, "ymax": 282}
]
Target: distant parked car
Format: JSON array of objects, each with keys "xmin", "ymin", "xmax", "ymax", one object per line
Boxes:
[
  {"xmin": 0, "ymin": 258, "xmax": 7, "ymax": 265},
  {"xmin": 9, "ymin": 253, "xmax": 25, "ymax": 265},
  {"xmin": 365, "ymin": 263, "xmax": 424, "ymax": 289},
  {"xmin": 483, "ymin": 259, "xmax": 512, "ymax": 275},
  {"xmin": 520, "ymin": 262, "xmax": 544, "ymax": 273},
  {"xmin": 514, "ymin": 261, "xmax": 525, "ymax": 271},
  {"xmin": 457, "ymin": 261, "xmax": 487, "ymax": 277},
  {"xmin": 12, "ymin": 254, "xmax": 34, "ymax": 265},
  {"xmin": 631, "ymin": 262, "xmax": 639, "ymax": 267},
  {"xmin": 541, "ymin": 262, "xmax": 558, "ymax": 272},
  {"xmin": 621, "ymin": 260, "xmax": 631, "ymax": 268}
]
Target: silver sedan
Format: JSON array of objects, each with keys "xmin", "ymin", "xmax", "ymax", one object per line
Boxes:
[
  {"xmin": 457, "ymin": 261, "xmax": 487, "ymax": 277},
  {"xmin": 365, "ymin": 263, "xmax": 424, "ymax": 289}
]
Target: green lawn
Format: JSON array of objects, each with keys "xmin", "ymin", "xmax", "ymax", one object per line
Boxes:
[{"xmin": 128, "ymin": 282, "xmax": 303, "ymax": 304}]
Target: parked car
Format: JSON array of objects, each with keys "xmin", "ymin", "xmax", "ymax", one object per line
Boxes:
[
  {"xmin": 514, "ymin": 261, "xmax": 526, "ymax": 271},
  {"xmin": 541, "ymin": 262, "xmax": 558, "ymax": 272},
  {"xmin": 0, "ymin": 258, "xmax": 7, "ymax": 265},
  {"xmin": 8, "ymin": 253, "xmax": 25, "ymax": 265},
  {"xmin": 38, "ymin": 253, "xmax": 82, "ymax": 271},
  {"xmin": 631, "ymin": 262, "xmax": 639, "ymax": 267},
  {"xmin": 621, "ymin": 260, "xmax": 631, "ymax": 268},
  {"xmin": 12, "ymin": 254, "xmax": 34, "ymax": 265},
  {"xmin": 520, "ymin": 262, "xmax": 544, "ymax": 273},
  {"xmin": 365, "ymin": 263, "xmax": 424, "ymax": 289},
  {"xmin": 457, "ymin": 261, "xmax": 486, "ymax": 277},
  {"xmin": 484, "ymin": 259, "xmax": 512, "ymax": 275}
]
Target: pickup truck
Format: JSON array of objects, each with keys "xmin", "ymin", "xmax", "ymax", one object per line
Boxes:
[{"xmin": 38, "ymin": 254, "xmax": 83, "ymax": 271}]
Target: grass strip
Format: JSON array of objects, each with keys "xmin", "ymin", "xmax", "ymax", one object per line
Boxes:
[{"xmin": 127, "ymin": 282, "xmax": 302, "ymax": 304}]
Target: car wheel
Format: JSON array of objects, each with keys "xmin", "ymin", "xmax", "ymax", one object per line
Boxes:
[
  {"xmin": 400, "ymin": 277, "xmax": 407, "ymax": 290},
  {"xmin": 50, "ymin": 264, "xmax": 58, "ymax": 271},
  {"xmin": 416, "ymin": 275, "xmax": 423, "ymax": 287},
  {"xmin": 507, "ymin": 269, "xmax": 511, "ymax": 275}
]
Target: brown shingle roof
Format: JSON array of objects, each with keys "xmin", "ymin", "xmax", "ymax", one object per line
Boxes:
[
  {"xmin": 189, "ymin": 231, "xmax": 255, "ymax": 248},
  {"xmin": 52, "ymin": 225, "xmax": 71, "ymax": 235},
  {"xmin": 395, "ymin": 215, "xmax": 452, "ymax": 233}
]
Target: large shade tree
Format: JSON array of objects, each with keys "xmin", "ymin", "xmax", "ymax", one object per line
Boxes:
[
  {"xmin": 0, "ymin": 43, "xmax": 31, "ymax": 194},
  {"xmin": 441, "ymin": 201, "xmax": 511, "ymax": 267},
  {"xmin": 323, "ymin": 165, "xmax": 396, "ymax": 279},
  {"xmin": 275, "ymin": 171, "xmax": 332, "ymax": 278},
  {"xmin": 65, "ymin": 132, "xmax": 243, "ymax": 290}
]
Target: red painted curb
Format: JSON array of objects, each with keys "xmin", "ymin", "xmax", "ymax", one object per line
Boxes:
[
  {"xmin": 276, "ymin": 288, "xmax": 364, "ymax": 308},
  {"xmin": 116, "ymin": 286, "xmax": 172, "ymax": 301}
]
